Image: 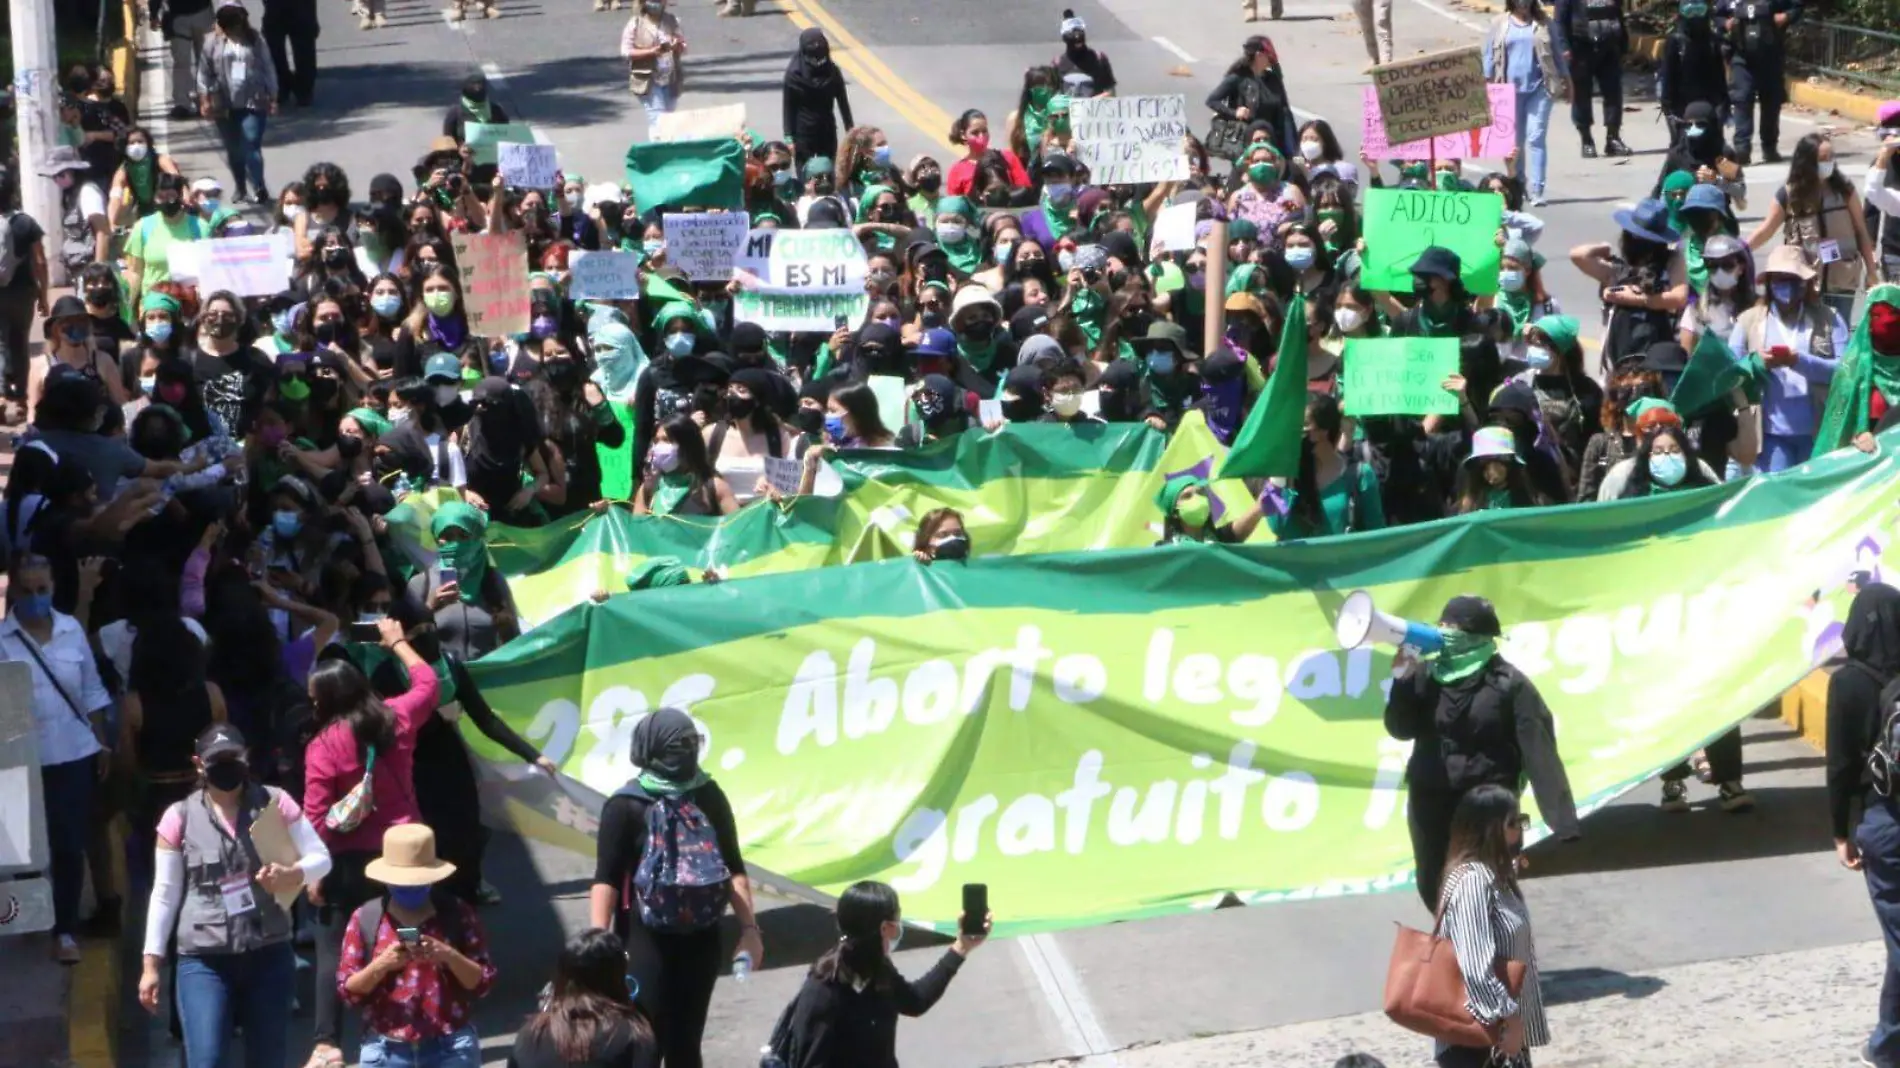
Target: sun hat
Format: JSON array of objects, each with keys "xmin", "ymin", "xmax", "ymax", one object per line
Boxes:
[
  {"xmin": 1612, "ymin": 198, "xmax": 1680, "ymax": 246},
  {"xmin": 364, "ymin": 824, "xmax": 457, "ymax": 887},
  {"xmin": 1467, "ymin": 425, "xmax": 1520, "ymax": 464},
  {"xmin": 1761, "ymin": 244, "xmax": 1817, "ymax": 281}
]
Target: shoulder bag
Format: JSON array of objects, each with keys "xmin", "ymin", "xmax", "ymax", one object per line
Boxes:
[{"xmin": 1383, "ymin": 902, "xmax": 1528, "ymax": 1048}]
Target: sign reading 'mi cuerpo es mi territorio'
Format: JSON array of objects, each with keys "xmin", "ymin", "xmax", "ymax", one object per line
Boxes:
[
  {"xmin": 1070, "ymin": 94, "xmax": 1191, "ymax": 185},
  {"xmin": 734, "ymin": 228, "xmax": 869, "ymax": 331},
  {"xmin": 1371, "ymin": 47, "xmax": 1490, "ymax": 143}
]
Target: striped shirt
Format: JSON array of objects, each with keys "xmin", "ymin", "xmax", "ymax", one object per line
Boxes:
[{"xmin": 1437, "ymin": 861, "xmax": 1549, "ymax": 1056}]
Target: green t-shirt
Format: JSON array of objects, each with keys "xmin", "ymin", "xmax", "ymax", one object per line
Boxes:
[
  {"xmin": 125, "ymin": 213, "xmax": 204, "ymax": 292},
  {"xmin": 1267, "ymin": 462, "xmax": 1385, "ymax": 540}
]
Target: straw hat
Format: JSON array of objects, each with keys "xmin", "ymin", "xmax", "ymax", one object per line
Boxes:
[
  {"xmin": 1762, "ymin": 244, "xmax": 1817, "ymax": 282},
  {"xmin": 364, "ymin": 825, "xmax": 457, "ymax": 887}
]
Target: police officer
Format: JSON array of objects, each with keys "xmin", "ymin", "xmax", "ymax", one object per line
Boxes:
[
  {"xmin": 1718, "ymin": 0, "xmax": 1799, "ymax": 165},
  {"xmin": 1554, "ymin": 0, "xmax": 1631, "ymax": 158},
  {"xmin": 1659, "ymin": 0, "xmax": 1728, "ymax": 142}
]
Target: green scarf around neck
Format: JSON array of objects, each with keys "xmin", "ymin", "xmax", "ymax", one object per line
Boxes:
[
  {"xmin": 429, "ymin": 500, "xmax": 491, "ymax": 605},
  {"xmin": 942, "ymin": 235, "xmax": 984, "ymax": 275},
  {"xmin": 462, "ymin": 95, "xmax": 492, "ymax": 123},
  {"xmin": 638, "ymin": 768, "xmax": 711, "ymax": 795},
  {"xmin": 1042, "ymin": 190, "xmax": 1077, "ymax": 242},
  {"xmin": 1070, "ymin": 287, "xmax": 1105, "ymax": 350},
  {"xmin": 1432, "ymin": 629, "xmax": 1497, "ymax": 683},
  {"xmin": 650, "ymin": 472, "xmax": 697, "ymax": 517},
  {"xmin": 1684, "ymin": 231, "xmax": 1709, "ymax": 295}
]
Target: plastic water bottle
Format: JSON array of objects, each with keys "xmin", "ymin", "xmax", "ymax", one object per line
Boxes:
[{"xmin": 732, "ymin": 950, "xmax": 753, "ymax": 983}]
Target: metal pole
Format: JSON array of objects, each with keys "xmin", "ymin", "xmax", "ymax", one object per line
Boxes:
[{"xmin": 13, "ymin": 0, "xmax": 64, "ymax": 287}]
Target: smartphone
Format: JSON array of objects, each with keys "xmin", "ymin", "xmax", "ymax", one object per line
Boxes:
[
  {"xmin": 349, "ymin": 620, "xmax": 383, "ymax": 643},
  {"xmin": 437, "ymin": 564, "xmax": 458, "ymax": 588},
  {"xmin": 833, "ymin": 314, "xmax": 850, "ymax": 331},
  {"xmin": 396, "ymin": 926, "xmax": 421, "ymax": 944},
  {"xmin": 960, "ymin": 883, "xmax": 987, "ymax": 936}
]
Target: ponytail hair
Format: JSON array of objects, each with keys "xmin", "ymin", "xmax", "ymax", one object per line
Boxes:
[{"xmin": 810, "ymin": 880, "xmax": 901, "ymax": 991}]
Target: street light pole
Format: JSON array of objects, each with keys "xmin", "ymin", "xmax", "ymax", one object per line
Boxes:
[{"xmin": 11, "ymin": 0, "xmax": 63, "ymax": 286}]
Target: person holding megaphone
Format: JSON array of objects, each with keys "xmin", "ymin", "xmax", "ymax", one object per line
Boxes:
[{"xmin": 1364, "ymin": 594, "xmax": 1580, "ymax": 909}]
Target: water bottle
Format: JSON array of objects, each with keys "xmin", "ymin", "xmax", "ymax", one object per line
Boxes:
[{"xmin": 732, "ymin": 950, "xmax": 753, "ymax": 983}]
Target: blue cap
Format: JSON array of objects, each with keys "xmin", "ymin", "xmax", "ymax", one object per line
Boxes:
[
  {"xmin": 423, "ymin": 353, "xmax": 462, "ymax": 383},
  {"xmin": 913, "ymin": 327, "xmax": 957, "ymax": 358}
]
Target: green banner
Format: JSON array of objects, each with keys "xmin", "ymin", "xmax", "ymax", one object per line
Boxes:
[
  {"xmin": 624, "ymin": 137, "xmax": 745, "ymax": 212},
  {"xmin": 465, "ymin": 428, "xmax": 1900, "ymax": 935},
  {"xmin": 1361, "ymin": 188, "xmax": 1504, "ymax": 295}
]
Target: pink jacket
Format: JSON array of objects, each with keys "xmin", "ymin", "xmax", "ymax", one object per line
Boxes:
[{"xmin": 302, "ymin": 659, "xmax": 440, "ymax": 855}]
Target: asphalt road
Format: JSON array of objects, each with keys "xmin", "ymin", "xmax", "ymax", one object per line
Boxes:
[{"xmin": 129, "ymin": 0, "xmax": 1896, "ymax": 1064}]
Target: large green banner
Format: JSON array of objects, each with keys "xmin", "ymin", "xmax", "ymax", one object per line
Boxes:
[{"xmin": 464, "ymin": 431, "xmax": 1900, "ymax": 935}]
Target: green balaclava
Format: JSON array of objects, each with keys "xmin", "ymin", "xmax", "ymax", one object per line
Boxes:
[
  {"xmin": 1432, "ymin": 627, "xmax": 1498, "ymax": 683},
  {"xmin": 1661, "ymin": 170, "xmax": 1696, "ymax": 235},
  {"xmin": 429, "ymin": 500, "xmax": 492, "ymax": 605}
]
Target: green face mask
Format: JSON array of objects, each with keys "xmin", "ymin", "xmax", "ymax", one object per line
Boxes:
[
  {"xmin": 1029, "ymin": 86, "xmax": 1054, "ymax": 109},
  {"xmin": 1435, "ymin": 171, "xmax": 1461, "ymax": 192},
  {"xmin": 279, "ymin": 377, "xmax": 310, "ymax": 402},
  {"xmin": 1247, "ymin": 162, "xmax": 1276, "ymax": 184},
  {"xmin": 1401, "ymin": 163, "xmax": 1428, "ymax": 182},
  {"xmin": 424, "ymin": 291, "xmax": 456, "ymax": 316},
  {"xmin": 1175, "ymin": 493, "xmax": 1211, "ymax": 530},
  {"xmin": 1680, "ymin": 2, "xmax": 1708, "ymax": 16},
  {"xmin": 1432, "ymin": 627, "xmax": 1499, "ymax": 683}
]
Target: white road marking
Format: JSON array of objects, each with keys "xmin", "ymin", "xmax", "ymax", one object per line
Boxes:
[
  {"xmin": 1153, "ymin": 36, "xmax": 1198, "ymax": 64},
  {"xmin": 444, "ymin": 9, "xmax": 468, "ymax": 31},
  {"xmin": 1399, "ymin": 0, "xmax": 1486, "ymax": 31},
  {"xmin": 1018, "ymin": 934, "xmax": 1121, "ymax": 1064}
]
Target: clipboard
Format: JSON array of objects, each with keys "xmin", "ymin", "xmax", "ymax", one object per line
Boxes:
[{"xmin": 243, "ymin": 789, "xmax": 305, "ymax": 909}]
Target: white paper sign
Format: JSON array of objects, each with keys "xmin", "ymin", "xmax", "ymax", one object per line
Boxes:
[
  {"xmin": 568, "ymin": 250, "xmax": 642, "ymax": 301},
  {"xmin": 166, "ymin": 240, "xmax": 203, "ymax": 283},
  {"xmin": 1153, "ymin": 201, "xmax": 1199, "ymax": 253},
  {"xmin": 733, "ymin": 228, "xmax": 776, "ymax": 281},
  {"xmin": 198, "ymin": 234, "xmax": 291, "ymax": 297},
  {"xmin": 762, "ymin": 455, "xmax": 804, "ymax": 496},
  {"xmin": 978, "ymin": 399, "xmax": 1004, "ymax": 425},
  {"xmin": 1070, "ymin": 94, "xmax": 1191, "ymax": 185},
  {"xmin": 733, "ymin": 228, "xmax": 870, "ymax": 331},
  {"xmin": 652, "ymin": 103, "xmax": 748, "ymax": 143},
  {"xmin": 0, "ymin": 766, "xmax": 32, "ymax": 867},
  {"xmin": 499, "ymin": 142, "xmax": 559, "ymax": 190},
  {"xmin": 664, "ymin": 211, "xmax": 750, "ymax": 282}
]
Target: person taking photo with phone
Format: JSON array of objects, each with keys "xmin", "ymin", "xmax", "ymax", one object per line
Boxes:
[
  {"xmin": 764, "ymin": 879, "xmax": 991, "ymax": 1068},
  {"xmin": 338, "ymin": 824, "xmax": 497, "ymax": 1068}
]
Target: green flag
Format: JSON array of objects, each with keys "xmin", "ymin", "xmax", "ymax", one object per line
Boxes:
[
  {"xmin": 624, "ymin": 138, "xmax": 745, "ymax": 213},
  {"xmin": 1670, "ymin": 326, "xmax": 1758, "ymax": 418},
  {"xmin": 1218, "ymin": 297, "xmax": 1308, "ymax": 479}
]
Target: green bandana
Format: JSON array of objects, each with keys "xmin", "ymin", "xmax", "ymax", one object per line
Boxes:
[
  {"xmin": 1042, "ymin": 189, "xmax": 1077, "ymax": 243},
  {"xmin": 345, "ymin": 407, "xmax": 391, "ymax": 438},
  {"xmin": 650, "ymin": 472, "xmax": 697, "ymax": 517},
  {"xmin": 1484, "ymin": 488, "xmax": 1514, "ymax": 511},
  {"xmin": 1817, "ymin": 284, "xmax": 1900, "ymax": 452},
  {"xmin": 1497, "ymin": 288, "xmax": 1532, "ymax": 338},
  {"xmin": 637, "ymin": 768, "xmax": 711, "ymax": 795},
  {"xmin": 958, "ymin": 333, "xmax": 998, "ymax": 371},
  {"xmin": 462, "ymin": 95, "xmax": 492, "ymax": 122},
  {"xmin": 126, "ymin": 154, "xmax": 157, "ymax": 210},
  {"xmin": 429, "ymin": 500, "xmax": 491, "ymax": 605},
  {"xmin": 1432, "ymin": 629, "xmax": 1497, "ymax": 683},
  {"xmin": 1070, "ymin": 287, "xmax": 1105, "ymax": 350},
  {"xmin": 1684, "ymin": 231, "xmax": 1709, "ymax": 295}
]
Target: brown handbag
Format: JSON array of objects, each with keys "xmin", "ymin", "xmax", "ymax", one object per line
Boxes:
[{"xmin": 1383, "ymin": 909, "xmax": 1528, "ymax": 1048}]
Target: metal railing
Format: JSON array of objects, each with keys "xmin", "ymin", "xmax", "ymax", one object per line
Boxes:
[{"xmin": 1784, "ymin": 18, "xmax": 1900, "ymax": 93}]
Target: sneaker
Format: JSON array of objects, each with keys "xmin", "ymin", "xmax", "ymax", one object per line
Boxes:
[
  {"xmin": 1764, "ymin": 147, "xmax": 1784, "ymax": 164},
  {"xmin": 1719, "ymin": 781, "xmax": 1756, "ymax": 813},
  {"xmin": 1580, "ymin": 141, "xmax": 1598, "ymax": 160},
  {"xmin": 1527, "ymin": 193, "xmax": 1548, "ymax": 208},
  {"xmin": 53, "ymin": 934, "xmax": 81, "ymax": 964},
  {"xmin": 1604, "ymin": 137, "xmax": 1632, "ymax": 157},
  {"xmin": 358, "ymin": 13, "xmax": 372, "ymax": 26},
  {"xmin": 1660, "ymin": 779, "xmax": 1691, "ymax": 812}
]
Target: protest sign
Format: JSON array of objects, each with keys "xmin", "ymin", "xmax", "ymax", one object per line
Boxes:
[
  {"xmin": 652, "ymin": 103, "xmax": 747, "ymax": 143},
  {"xmin": 1070, "ymin": 94, "xmax": 1191, "ymax": 185},
  {"xmin": 450, "ymin": 232, "xmax": 532, "ymax": 336},
  {"xmin": 499, "ymin": 142, "xmax": 559, "ymax": 189},
  {"xmin": 625, "ymin": 138, "xmax": 745, "ymax": 211},
  {"xmin": 762, "ymin": 455, "xmax": 804, "ymax": 497},
  {"xmin": 1370, "ymin": 47, "xmax": 1490, "ymax": 143},
  {"xmin": 568, "ymin": 250, "xmax": 642, "ymax": 301},
  {"xmin": 734, "ymin": 291, "xmax": 869, "ymax": 332},
  {"xmin": 733, "ymin": 228, "xmax": 776, "ymax": 282},
  {"xmin": 869, "ymin": 375, "xmax": 910, "ymax": 434},
  {"xmin": 198, "ymin": 234, "xmax": 291, "ymax": 296},
  {"xmin": 1360, "ymin": 187, "xmax": 1505, "ymax": 295},
  {"xmin": 1360, "ymin": 84, "xmax": 1516, "ymax": 160},
  {"xmin": 1340, "ymin": 337, "xmax": 1461, "ymax": 416},
  {"xmin": 466, "ymin": 122, "xmax": 539, "ymax": 166},
  {"xmin": 1153, "ymin": 201, "xmax": 1198, "ymax": 253},
  {"xmin": 664, "ymin": 211, "xmax": 750, "ymax": 281},
  {"xmin": 734, "ymin": 227, "xmax": 871, "ymax": 331}
]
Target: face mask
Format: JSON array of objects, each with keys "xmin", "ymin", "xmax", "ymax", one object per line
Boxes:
[
  {"xmin": 966, "ymin": 134, "xmax": 991, "ymax": 155},
  {"xmin": 201, "ymin": 198, "xmax": 222, "ymax": 218},
  {"xmin": 388, "ymin": 885, "xmax": 432, "ymax": 910},
  {"xmin": 1333, "ymin": 307, "xmax": 1365, "ymax": 333},
  {"xmin": 1711, "ymin": 267, "xmax": 1740, "ymax": 290},
  {"xmin": 937, "ymin": 223, "xmax": 968, "ymax": 245},
  {"xmin": 726, "ymin": 394, "xmax": 757, "ymax": 420},
  {"xmin": 1247, "ymin": 162, "xmax": 1276, "ymax": 184},
  {"xmin": 279, "ymin": 376, "xmax": 310, "ymax": 402},
  {"xmin": 434, "ymin": 383, "xmax": 461, "ymax": 407},
  {"xmin": 126, "ymin": 142, "xmax": 150, "ymax": 162},
  {"xmin": 1525, "ymin": 344, "xmax": 1552, "ymax": 370},
  {"xmin": 84, "ymin": 286, "xmax": 115, "ymax": 308},
  {"xmin": 1045, "ymin": 183, "xmax": 1075, "ymax": 207},
  {"xmin": 649, "ymin": 441, "xmax": 680, "ymax": 473},
  {"xmin": 424, "ymin": 291, "xmax": 456, "ymax": 316},
  {"xmin": 1686, "ymin": 124, "xmax": 1707, "ymax": 140},
  {"xmin": 643, "ymin": 239, "xmax": 665, "ymax": 260},
  {"xmin": 157, "ymin": 381, "xmax": 187, "ymax": 405},
  {"xmin": 1300, "ymin": 140, "xmax": 1324, "ymax": 162},
  {"xmin": 663, "ymin": 332, "xmax": 695, "ymax": 357},
  {"xmin": 824, "ymin": 413, "xmax": 847, "ymax": 442},
  {"xmin": 1497, "ymin": 269, "xmax": 1525, "ymax": 292},
  {"xmin": 321, "ymin": 246, "xmax": 349, "ymax": 267},
  {"xmin": 282, "ymin": 203, "xmax": 304, "ymax": 221},
  {"xmin": 1051, "ymin": 390, "xmax": 1082, "ymax": 417},
  {"xmin": 371, "ymin": 293, "xmax": 403, "ymax": 318},
  {"xmin": 204, "ymin": 760, "xmax": 247, "ymax": 792},
  {"xmin": 271, "ymin": 310, "xmax": 297, "ymax": 337},
  {"xmin": 1770, "ymin": 279, "xmax": 1802, "ymax": 306},
  {"xmin": 1435, "ymin": 171, "xmax": 1460, "ymax": 192},
  {"xmin": 872, "ymin": 144, "xmax": 892, "ymax": 168},
  {"xmin": 1284, "ymin": 246, "xmax": 1315, "ymax": 271},
  {"xmin": 1057, "ymin": 250, "xmax": 1076, "ymax": 272},
  {"xmin": 932, "ymin": 533, "xmax": 972, "ymax": 560},
  {"xmin": 314, "ymin": 321, "xmax": 341, "ymax": 346},
  {"xmin": 146, "ymin": 320, "xmax": 173, "ymax": 343},
  {"xmin": 272, "ymin": 509, "xmax": 303, "ymax": 538},
  {"xmin": 59, "ymin": 323, "xmax": 87, "ymax": 345},
  {"xmin": 1818, "ymin": 160, "xmax": 1837, "ymax": 180},
  {"xmin": 390, "ymin": 406, "xmax": 412, "ymax": 426},
  {"xmin": 1649, "ymin": 451, "xmax": 1687, "ymax": 486},
  {"xmin": 138, "ymin": 374, "xmax": 157, "ymax": 395},
  {"xmin": 158, "ymin": 199, "xmax": 183, "ymax": 217},
  {"xmin": 14, "ymin": 592, "xmax": 52, "ymax": 620},
  {"xmin": 916, "ymin": 173, "xmax": 943, "ymax": 193},
  {"xmin": 1147, "ymin": 353, "xmax": 1176, "ymax": 377},
  {"xmin": 1175, "ymin": 493, "xmax": 1211, "ymax": 528}
]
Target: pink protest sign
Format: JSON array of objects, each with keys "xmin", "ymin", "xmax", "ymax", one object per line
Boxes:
[{"xmin": 1361, "ymin": 84, "xmax": 1516, "ymax": 160}]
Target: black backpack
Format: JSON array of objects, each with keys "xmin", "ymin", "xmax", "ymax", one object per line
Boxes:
[{"xmin": 1869, "ymin": 673, "xmax": 1900, "ymax": 799}]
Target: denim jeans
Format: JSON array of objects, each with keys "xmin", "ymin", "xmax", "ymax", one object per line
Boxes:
[
  {"xmin": 41, "ymin": 757, "xmax": 95, "ymax": 936},
  {"xmin": 361, "ymin": 1025, "xmax": 482, "ymax": 1068},
  {"xmin": 641, "ymin": 85, "xmax": 677, "ymax": 136},
  {"xmin": 214, "ymin": 107, "xmax": 268, "ymax": 195},
  {"xmin": 1759, "ymin": 432, "xmax": 1814, "ymax": 473},
  {"xmin": 1515, "ymin": 88, "xmax": 1553, "ymax": 198},
  {"xmin": 175, "ymin": 943, "xmax": 297, "ymax": 1068},
  {"xmin": 1860, "ymin": 799, "xmax": 1900, "ymax": 1066}
]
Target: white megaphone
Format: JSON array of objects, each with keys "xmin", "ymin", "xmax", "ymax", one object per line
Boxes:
[{"xmin": 1333, "ymin": 589, "xmax": 1444, "ymax": 653}]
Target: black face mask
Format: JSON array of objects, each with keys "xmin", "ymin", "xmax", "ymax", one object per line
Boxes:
[
  {"xmin": 726, "ymin": 394, "xmax": 757, "ymax": 420},
  {"xmin": 314, "ymin": 321, "xmax": 341, "ymax": 346},
  {"xmin": 204, "ymin": 759, "xmax": 247, "ymax": 792},
  {"xmin": 85, "ymin": 286, "xmax": 115, "ymax": 308},
  {"xmin": 1002, "ymin": 396, "xmax": 1042, "ymax": 422},
  {"xmin": 916, "ymin": 173, "xmax": 943, "ymax": 193},
  {"xmin": 932, "ymin": 533, "xmax": 972, "ymax": 561},
  {"xmin": 158, "ymin": 199, "xmax": 183, "ymax": 217},
  {"xmin": 544, "ymin": 359, "xmax": 581, "ymax": 388},
  {"xmin": 336, "ymin": 433, "xmax": 364, "ymax": 460},
  {"xmin": 795, "ymin": 407, "xmax": 825, "ymax": 435}
]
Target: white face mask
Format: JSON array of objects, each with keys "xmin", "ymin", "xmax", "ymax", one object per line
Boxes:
[
  {"xmin": 1818, "ymin": 160, "xmax": 1837, "ymax": 179},
  {"xmin": 282, "ymin": 204, "xmax": 304, "ymax": 221},
  {"xmin": 564, "ymin": 191, "xmax": 583, "ymax": 209},
  {"xmin": 1050, "ymin": 390, "xmax": 1082, "ymax": 417},
  {"xmin": 390, "ymin": 406, "xmax": 412, "ymax": 425},
  {"xmin": 126, "ymin": 142, "xmax": 150, "ymax": 162},
  {"xmin": 1711, "ymin": 267, "xmax": 1740, "ymax": 290},
  {"xmin": 1299, "ymin": 140, "xmax": 1323, "ymax": 162},
  {"xmin": 433, "ymin": 384, "xmax": 460, "ymax": 407},
  {"xmin": 1333, "ymin": 307, "xmax": 1364, "ymax": 333}
]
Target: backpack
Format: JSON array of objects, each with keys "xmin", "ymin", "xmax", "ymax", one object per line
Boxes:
[
  {"xmin": 616, "ymin": 783, "xmax": 732, "ymax": 933},
  {"xmin": 1869, "ymin": 673, "xmax": 1900, "ymax": 799},
  {"xmin": 355, "ymin": 892, "xmax": 465, "ymax": 950},
  {"xmin": 0, "ymin": 212, "xmax": 22, "ymax": 287}
]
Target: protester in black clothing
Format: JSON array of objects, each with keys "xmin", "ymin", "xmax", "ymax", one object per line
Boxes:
[
  {"xmin": 443, "ymin": 73, "xmax": 512, "ymax": 145},
  {"xmin": 1719, "ymin": 0, "xmax": 1800, "ymax": 165},
  {"xmin": 782, "ymin": 30, "xmax": 853, "ymax": 167},
  {"xmin": 1391, "ymin": 247, "xmax": 1505, "ymax": 413},
  {"xmin": 1487, "ymin": 383, "xmax": 1572, "ymax": 503},
  {"xmin": 1659, "ymin": 0, "xmax": 1728, "ymax": 137},
  {"xmin": 1570, "ymin": 202, "xmax": 1689, "ymax": 365},
  {"xmin": 510, "ymin": 929, "xmax": 659, "ymax": 1068},
  {"xmin": 771, "ymin": 880, "xmax": 989, "ymax": 1068},
  {"xmin": 1383, "ymin": 595, "xmax": 1580, "ymax": 909},
  {"xmin": 590, "ymin": 709, "xmax": 762, "ymax": 1068},
  {"xmin": 1053, "ymin": 10, "xmax": 1116, "ymax": 96},
  {"xmin": 1552, "ymin": 0, "xmax": 1630, "ymax": 157},
  {"xmin": 1204, "ymin": 36, "xmax": 1298, "ymax": 162},
  {"xmin": 462, "ymin": 377, "xmax": 545, "ymax": 524},
  {"xmin": 526, "ymin": 338, "xmax": 626, "ymax": 518},
  {"xmin": 1649, "ymin": 101, "xmax": 1747, "ymax": 202},
  {"xmin": 261, "ymin": 0, "xmax": 319, "ymax": 108}
]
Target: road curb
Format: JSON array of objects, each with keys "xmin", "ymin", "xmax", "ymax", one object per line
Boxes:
[{"xmin": 1777, "ymin": 667, "xmax": 1831, "ymax": 752}]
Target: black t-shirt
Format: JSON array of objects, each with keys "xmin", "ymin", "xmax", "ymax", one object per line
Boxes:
[
  {"xmin": 1, "ymin": 213, "xmax": 45, "ymax": 294},
  {"xmin": 592, "ymin": 781, "xmax": 746, "ymax": 940},
  {"xmin": 79, "ymin": 97, "xmax": 131, "ymax": 185},
  {"xmin": 364, "ymin": 329, "xmax": 420, "ymax": 379},
  {"xmin": 507, "ymin": 1019, "xmax": 657, "ymax": 1068},
  {"xmin": 89, "ymin": 313, "xmax": 138, "ymax": 368}
]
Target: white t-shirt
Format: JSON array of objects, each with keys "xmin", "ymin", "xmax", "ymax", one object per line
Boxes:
[{"xmin": 77, "ymin": 181, "xmax": 108, "ymax": 223}]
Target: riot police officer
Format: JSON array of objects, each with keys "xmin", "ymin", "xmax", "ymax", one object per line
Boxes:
[
  {"xmin": 1659, "ymin": 0, "xmax": 1728, "ymax": 142},
  {"xmin": 1554, "ymin": 0, "xmax": 1631, "ymax": 158},
  {"xmin": 1718, "ymin": 0, "xmax": 1800, "ymax": 165}
]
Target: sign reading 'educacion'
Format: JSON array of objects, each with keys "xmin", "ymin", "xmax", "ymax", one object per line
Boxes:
[{"xmin": 1370, "ymin": 47, "xmax": 1490, "ymax": 143}]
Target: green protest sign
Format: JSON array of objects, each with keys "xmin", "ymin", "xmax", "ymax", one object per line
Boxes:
[
  {"xmin": 1361, "ymin": 188, "xmax": 1504, "ymax": 295},
  {"xmin": 467, "ymin": 430, "xmax": 1900, "ymax": 934},
  {"xmin": 1341, "ymin": 337, "xmax": 1461, "ymax": 416},
  {"xmin": 734, "ymin": 290, "xmax": 869, "ymax": 333},
  {"xmin": 625, "ymin": 137, "xmax": 745, "ymax": 212},
  {"xmin": 465, "ymin": 122, "xmax": 538, "ymax": 166}
]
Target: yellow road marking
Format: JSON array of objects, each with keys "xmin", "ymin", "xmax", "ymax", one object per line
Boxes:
[{"xmin": 778, "ymin": 0, "xmax": 958, "ymax": 151}]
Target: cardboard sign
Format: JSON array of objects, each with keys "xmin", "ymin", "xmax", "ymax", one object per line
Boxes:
[
  {"xmin": 198, "ymin": 234, "xmax": 291, "ymax": 296},
  {"xmin": 568, "ymin": 250, "xmax": 642, "ymax": 301},
  {"xmin": 734, "ymin": 227, "xmax": 870, "ymax": 331},
  {"xmin": 1069, "ymin": 94, "xmax": 1191, "ymax": 185},
  {"xmin": 664, "ymin": 211, "xmax": 750, "ymax": 282},
  {"xmin": 1370, "ymin": 47, "xmax": 1490, "ymax": 143},
  {"xmin": 652, "ymin": 103, "xmax": 747, "ymax": 143},
  {"xmin": 1341, "ymin": 337, "xmax": 1462, "ymax": 417},
  {"xmin": 1360, "ymin": 83, "xmax": 1517, "ymax": 160},
  {"xmin": 465, "ymin": 122, "xmax": 539, "ymax": 166},
  {"xmin": 762, "ymin": 454, "xmax": 804, "ymax": 497},
  {"xmin": 499, "ymin": 142, "xmax": 559, "ymax": 189},
  {"xmin": 450, "ymin": 232, "xmax": 532, "ymax": 336},
  {"xmin": 1360, "ymin": 188, "xmax": 1505, "ymax": 295}
]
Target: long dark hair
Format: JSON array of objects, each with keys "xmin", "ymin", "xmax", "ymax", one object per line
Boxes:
[
  {"xmin": 307, "ymin": 657, "xmax": 397, "ymax": 756},
  {"xmin": 1453, "ymin": 456, "xmax": 1545, "ymax": 514},
  {"xmin": 655, "ymin": 415, "xmax": 718, "ymax": 482},
  {"xmin": 519, "ymin": 929, "xmax": 653, "ymax": 1062},
  {"xmin": 811, "ymin": 880, "xmax": 900, "ymax": 991},
  {"xmin": 831, "ymin": 381, "xmax": 892, "ymax": 444},
  {"xmin": 1440, "ymin": 784, "xmax": 1521, "ymax": 900},
  {"xmin": 1785, "ymin": 133, "xmax": 1851, "ymax": 217},
  {"xmin": 1619, "ymin": 425, "xmax": 1714, "ymax": 498},
  {"xmin": 1290, "ymin": 392, "xmax": 1344, "ymax": 532}
]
